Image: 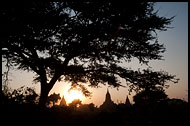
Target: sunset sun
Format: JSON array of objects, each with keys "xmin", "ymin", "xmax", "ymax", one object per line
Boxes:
[{"xmin": 64, "ymin": 89, "xmax": 84, "ymax": 104}]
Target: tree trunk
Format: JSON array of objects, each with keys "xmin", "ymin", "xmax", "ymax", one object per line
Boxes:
[
  {"xmin": 38, "ymin": 82, "xmax": 51, "ymax": 107},
  {"xmin": 37, "ymin": 62, "xmax": 63, "ymax": 107},
  {"xmin": 38, "ymin": 74, "xmax": 61, "ymax": 107}
]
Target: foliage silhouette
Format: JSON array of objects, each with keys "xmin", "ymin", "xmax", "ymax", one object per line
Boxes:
[
  {"xmin": 77, "ymin": 103, "xmax": 97, "ymax": 112},
  {"xmin": 2, "ymin": 85, "xmax": 38, "ymax": 104},
  {"xmin": 133, "ymin": 69, "xmax": 170, "ymax": 107},
  {"xmin": 2, "ymin": 1, "xmax": 178, "ymax": 107},
  {"xmin": 134, "ymin": 89, "xmax": 168, "ymax": 107},
  {"xmin": 1, "ymin": 86, "xmax": 188, "ymax": 126},
  {"xmin": 88, "ymin": 103, "xmax": 95, "ymax": 112},
  {"xmin": 47, "ymin": 92, "xmax": 61, "ymax": 107},
  {"xmin": 69, "ymin": 99, "xmax": 82, "ymax": 111}
]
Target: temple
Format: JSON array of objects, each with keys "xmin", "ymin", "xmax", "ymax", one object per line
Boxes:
[
  {"xmin": 125, "ymin": 95, "xmax": 131, "ymax": 107},
  {"xmin": 59, "ymin": 95, "xmax": 67, "ymax": 106},
  {"xmin": 99, "ymin": 89, "xmax": 116, "ymax": 112},
  {"xmin": 99, "ymin": 89, "xmax": 131, "ymax": 112}
]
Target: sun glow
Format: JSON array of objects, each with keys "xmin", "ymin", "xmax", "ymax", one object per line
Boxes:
[{"xmin": 63, "ymin": 88, "xmax": 84, "ymax": 104}]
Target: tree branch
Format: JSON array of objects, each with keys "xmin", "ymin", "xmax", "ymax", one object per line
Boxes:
[{"xmin": 3, "ymin": 55, "xmax": 12, "ymax": 87}]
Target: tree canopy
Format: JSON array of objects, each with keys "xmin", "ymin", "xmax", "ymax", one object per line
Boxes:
[{"xmin": 1, "ymin": 1, "xmax": 178, "ymax": 106}]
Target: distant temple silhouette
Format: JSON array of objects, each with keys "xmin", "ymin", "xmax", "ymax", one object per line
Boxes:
[
  {"xmin": 99, "ymin": 88, "xmax": 131, "ymax": 112},
  {"xmin": 125, "ymin": 95, "xmax": 131, "ymax": 107},
  {"xmin": 60, "ymin": 89, "xmax": 132, "ymax": 112},
  {"xmin": 59, "ymin": 95, "xmax": 67, "ymax": 106}
]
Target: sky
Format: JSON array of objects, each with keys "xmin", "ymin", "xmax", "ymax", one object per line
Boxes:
[{"xmin": 2, "ymin": 2, "xmax": 188, "ymax": 107}]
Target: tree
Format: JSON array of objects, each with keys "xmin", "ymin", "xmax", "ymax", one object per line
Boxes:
[
  {"xmin": 2, "ymin": 86, "xmax": 38, "ymax": 104},
  {"xmin": 2, "ymin": 1, "xmax": 178, "ymax": 107},
  {"xmin": 132, "ymin": 69, "xmax": 175, "ymax": 106},
  {"xmin": 47, "ymin": 93, "xmax": 61, "ymax": 106},
  {"xmin": 68, "ymin": 99, "xmax": 82, "ymax": 110},
  {"xmin": 88, "ymin": 103, "xmax": 95, "ymax": 112},
  {"xmin": 133, "ymin": 89, "xmax": 168, "ymax": 107}
]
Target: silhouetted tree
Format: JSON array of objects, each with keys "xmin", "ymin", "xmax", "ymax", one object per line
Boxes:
[
  {"xmin": 2, "ymin": 1, "xmax": 178, "ymax": 107},
  {"xmin": 133, "ymin": 89, "xmax": 168, "ymax": 107},
  {"xmin": 2, "ymin": 86, "xmax": 38, "ymax": 104},
  {"xmin": 47, "ymin": 93, "xmax": 61, "ymax": 106},
  {"xmin": 131, "ymin": 70, "xmax": 177, "ymax": 124},
  {"xmin": 88, "ymin": 103, "xmax": 95, "ymax": 112},
  {"xmin": 24, "ymin": 87, "xmax": 39, "ymax": 104},
  {"xmin": 69, "ymin": 99, "xmax": 82, "ymax": 110},
  {"xmin": 132, "ymin": 68, "xmax": 181, "ymax": 107},
  {"xmin": 132, "ymin": 70, "xmax": 172, "ymax": 111}
]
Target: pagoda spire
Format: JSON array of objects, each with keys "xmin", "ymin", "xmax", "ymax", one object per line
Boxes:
[
  {"xmin": 99, "ymin": 88, "xmax": 116, "ymax": 112},
  {"xmin": 105, "ymin": 88, "xmax": 111, "ymax": 102},
  {"xmin": 59, "ymin": 95, "xmax": 67, "ymax": 106},
  {"xmin": 125, "ymin": 95, "xmax": 131, "ymax": 107}
]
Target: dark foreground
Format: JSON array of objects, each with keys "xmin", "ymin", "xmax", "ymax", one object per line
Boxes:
[{"xmin": 1, "ymin": 101, "xmax": 188, "ymax": 126}]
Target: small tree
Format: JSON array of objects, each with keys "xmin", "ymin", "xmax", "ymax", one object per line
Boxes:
[
  {"xmin": 47, "ymin": 93, "xmax": 61, "ymax": 106},
  {"xmin": 88, "ymin": 103, "xmax": 95, "ymax": 112},
  {"xmin": 69, "ymin": 99, "xmax": 82, "ymax": 111},
  {"xmin": 2, "ymin": 86, "xmax": 38, "ymax": 104},
  {"xmin": 24, "ymin": 87, "xmax": 39, "ymax": 104},
  {"xmin": 133, "ymin": 89, "xmax": 168, "ymax": 106},
  {"xmin": 132, "ymin": 69, "xmax": 177, "ymax": 106}
]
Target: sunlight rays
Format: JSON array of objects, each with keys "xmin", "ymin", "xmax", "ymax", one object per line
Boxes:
[{"xmin": 61, "ymin": 84, "xmax": 84, "ymax": 104}]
